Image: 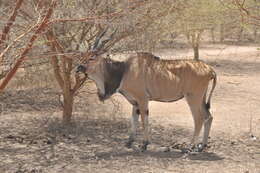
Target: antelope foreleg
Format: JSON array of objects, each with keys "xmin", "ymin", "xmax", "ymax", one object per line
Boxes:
[{"xmin": 126, "ymin": 106, "xmax": 140, "ymax": 148}]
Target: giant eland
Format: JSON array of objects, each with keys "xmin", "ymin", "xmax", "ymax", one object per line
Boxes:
[{"xmin": 76, "ymin": 30, "xmax": 217, "ymax": 152}]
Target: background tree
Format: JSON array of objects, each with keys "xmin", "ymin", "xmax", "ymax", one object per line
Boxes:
[
  {"xmin": 218, "ymin": 0, "xmax": 260, "ymax": 42},
  {"xmin": 166, "ymin": 0, "xmax": 224, "ymax": 59}
]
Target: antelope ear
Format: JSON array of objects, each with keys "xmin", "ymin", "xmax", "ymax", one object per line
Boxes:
[{"xmin": 96, "ymin": 50, "xmax": 106, "ymax": 56}]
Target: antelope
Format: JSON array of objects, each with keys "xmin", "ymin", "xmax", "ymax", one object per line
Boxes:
[{"xmin": 76, "ymin": 30, "xmax": 217, "ymax": 152}]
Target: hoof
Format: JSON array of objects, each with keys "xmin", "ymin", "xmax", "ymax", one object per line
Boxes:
[
  {"xmin": 192, "ymin": 143, "xmax": 207, "ymax": 152},
  {"xmin": 140, "ymin": 141, "xmax": 150, "ymax": 152},
  {"xmin": 140, "ymin": 145, "xmax": 147, "ymax": 152},
  {"xmin": 181, "ymin": 147, "xmax": 192, "ymax": 154},
  {"xmin": 125, "ymin": 140, "xmax": 134, "ymax": 149}
]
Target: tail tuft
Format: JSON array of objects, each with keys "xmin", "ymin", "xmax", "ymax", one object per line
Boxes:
[
  {"xmin": 206, "ymin": 72, "xmax": 217, "ymax": 110},
  {"xmin": 205, "ymin": 102, "xmax": 210, "ymax": 110}
]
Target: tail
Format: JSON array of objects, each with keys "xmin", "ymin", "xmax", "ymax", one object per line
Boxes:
[{"xmin": 206, "ymin": 72, "xmax": 217, "ymax": 110}]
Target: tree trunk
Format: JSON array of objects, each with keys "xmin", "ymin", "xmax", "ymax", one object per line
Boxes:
[
  {"xmin": 220, "ymin": 24, "xmax": 224, "ymax": 43},
  {"xmin": 210, "ymin": 28, "xmax": 215, "ymax": 43},
  {"xmin": 253, "ymin": 28, "xmax": 258, "ymax": 42},
  {"xmin": 193, "ymin": 45, "xmax": 199, "ymax": 60},
  {"xmin": 237, "ymin": 27, "xmax": 243, "ymax": 42},
  {"xmin": 188, "ymin": 31, "xmax": 202, "ymax": 60},
  {"xmin": 62, "ymin": 90, "xmax": 74, "ymax": 124}
]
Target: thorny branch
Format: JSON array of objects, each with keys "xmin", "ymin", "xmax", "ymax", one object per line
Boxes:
[
  {"xmin": 0, "ymin": 21, "xmax": 39, "ymax": 64},
  {"xmin": 0, "ymin": 0, "xmax": 24, "ymax": 65},
  {"xmin": 0, "ymin": 0, "xmax": 24, "ymax": 48},
  {"xmin": 48, "ymin": 0, "xmax": 150, "ymax": 24},
  {"xmin": 0, "ymin": 0, "xmax": 57, "ymax": 92},
  {"xmin": 45, "ymin": 31, "xmax": 65, "ymax": 90}
]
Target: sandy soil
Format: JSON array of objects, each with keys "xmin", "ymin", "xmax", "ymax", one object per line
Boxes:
[{"xmin": 0, "ymin": 44, "xmax": 259, "ymax": 173}]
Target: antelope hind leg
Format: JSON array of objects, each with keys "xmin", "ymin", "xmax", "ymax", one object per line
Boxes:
[{"xmin": 139, "ymin": 104, "xmax": 150, "ymax": 152}]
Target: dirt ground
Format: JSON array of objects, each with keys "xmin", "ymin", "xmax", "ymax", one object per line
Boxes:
[{"xmin": 0, "ymin": 44, "xmax": 260, "ymax": 173}]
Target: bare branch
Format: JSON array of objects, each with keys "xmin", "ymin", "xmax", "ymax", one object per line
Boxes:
[
  {"xmin": 47, "ymin": 0, "xmax": 150, "ymax": 24},
  {"xmin": 0, "ymin": 0, "xmax": 24, "ymax": 48},
  {"xmin": 45, "ymin": 31, "xmax": 65, "ymax": 90},
  {"xmin": 0, "ymin": 0, "xmax": 56, "ymax": 92},
  {"xmin": 72, "ymin": 73, "xmax": 87, "ymax": 94},
  {"xmin": 0, "ymin": 22, "xmax": 38, "ymax": 64}
]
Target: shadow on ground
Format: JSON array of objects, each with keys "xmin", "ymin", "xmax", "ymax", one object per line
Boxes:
[
  {"xmin": 0, "ymin": 113, "xmax": 223, "ymax": 170},
  {"xmin": 0, "ymin": 88, "xmax": 60, "ymax": 112}
]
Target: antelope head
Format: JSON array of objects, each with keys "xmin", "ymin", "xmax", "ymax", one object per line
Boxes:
[{"xmin": 76, "ymin": 28, "xmax": 116, "ymax": 76}]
